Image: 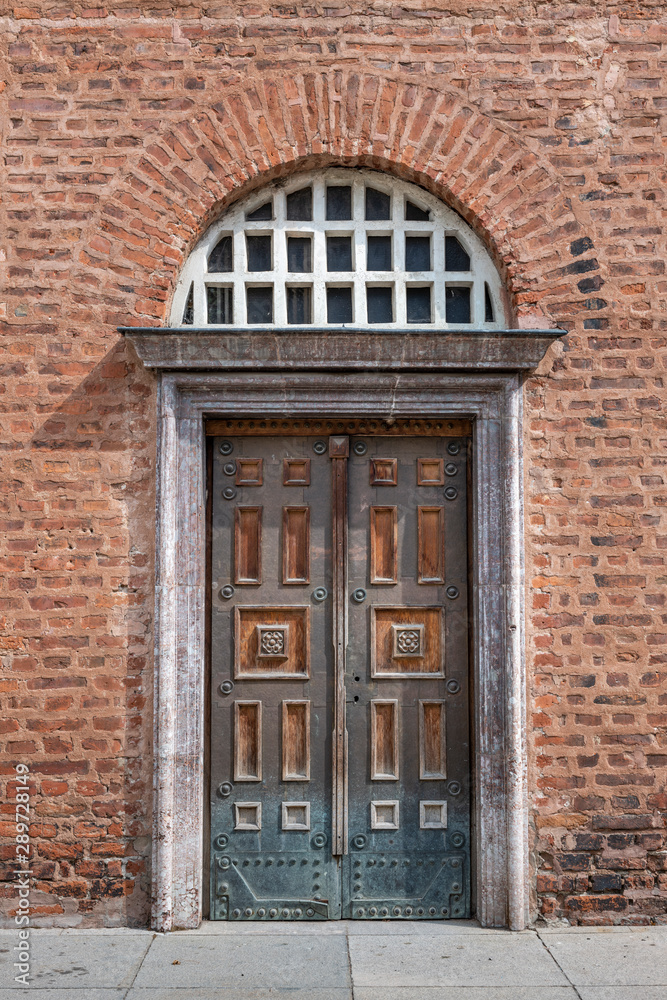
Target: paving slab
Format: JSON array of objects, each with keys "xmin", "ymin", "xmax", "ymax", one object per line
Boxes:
[
  {"xmin": 577, "ymin": 990, "xmax": 667, "ymax": 1000},
  {"xmin": 133, "ymin": 932, "xmax": 351, "ymax": 990},
  {"xmin": 126, "ymin": 990, "xmax": 352, "ymax": 999},
  {"xmin": 0, "ymin": 932, "xmax": 152, "ymax": 991},
  {"xmin": 348, "ymin": 932, "xmax": 569, "ymax": 988},
  {"xmin": 539, "ymin": 930, "xmax": 667, "ymax": 986},
  {"xmin": 354, "ymin": 990, "xmax": 578, "ymax": 1000},
  {"xmin": 0, "ymin": 992, "xmax": 126, "ymax": 1000}
]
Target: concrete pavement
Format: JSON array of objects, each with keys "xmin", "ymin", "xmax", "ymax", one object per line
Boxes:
[{"xmin": 1, "ymin": 921, "xmax": 666, "ymax": 999}]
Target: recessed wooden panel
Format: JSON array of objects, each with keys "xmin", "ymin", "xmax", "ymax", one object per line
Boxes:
[
  {"xmin": 234, "ymin": 606, "xmax": 310, "ymax": 679},
  {"xmin": 371, "ymin": 606, "xmax": 443, "ymax": 677},
  {"xmin": 236, "ymin": 458, "xmax": 263, "ymax": 486},
  {"xmin": 418, "ymin": 506, "xmax": 445, "ymax": 584},
  {"xmin": 282, "ymin": 506, "xmax": 310, "ymax": 584},
  {"xmin": 281, "ymin": 801, "xmax": 311, "ymax": 830},
  {"xmin": 417, "ymin": 458, "xmax": 444, "ymax": 485},
  {"xmin": 420, "ymin": 800, "xmax": 447, "ymax": 829},
  {"xmin": 282, "ymin": 700, "xmax": 310, "ymax": 781},
  {"xmin": 283, "ymin": 458, "xmax": 311, "ymax": 486},
  {"xmin": 234, "ymin": 701, "xmax": 262, "ymax": 782},
  {"xmin": 370, "ymin": 800, "xmax": 399, "ymax": 830},
  {"xmin": 419, "ymin": 701, "xmax": 446, "ymax": 780},
  {"xmin": 371, "ymin": 700, "xmax": 399, "ymax": 781},
  {"xmin": 234, "ymin": 802, "xmax": 261, "ymax": 831},
  {"xmin": 370, "ymin": 506, "xmax": 397, "ymax": 585},
  {"xmin": 369, "ymin": 458, "xmax": 398, "ymax": 486},
  {"xmin": 234, "ymin": 506, "xmax": 262, "ymax": 585}
]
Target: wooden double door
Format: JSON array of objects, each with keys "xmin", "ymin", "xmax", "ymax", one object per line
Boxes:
[{"xmin": 209, "ymin": 424, "xmax": 470, "ymax": 920}]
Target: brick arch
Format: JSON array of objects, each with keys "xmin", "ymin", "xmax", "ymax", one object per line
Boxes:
[{"xmin": 84, "ymin": 71, "xmax": 587, "ymax": 329}]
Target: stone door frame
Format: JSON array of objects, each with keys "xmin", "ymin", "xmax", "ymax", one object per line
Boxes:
[{"xmin": 147, "ymin": 367, "xmax": 530, "ymax": 932}]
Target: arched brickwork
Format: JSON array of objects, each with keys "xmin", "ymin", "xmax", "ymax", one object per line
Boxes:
[{"xmin": 78, "ymin": 71, "xmax": 588, "ymax": 330}]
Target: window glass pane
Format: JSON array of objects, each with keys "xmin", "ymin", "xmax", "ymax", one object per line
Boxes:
[
  {"xmin": 208, "ymin": 235, "xmax": 232, "ymax": 273},
  {"xmin": 365, "ymin": 187, "xmax": 391, "ymax": 220},
  {"xmin": 327, "ymin": 236, "xmax": 353, "ymax": 272},
  {"xmin": 182, "ymin": 283, "xmax": 194, "ymax": 325},
  {"xmin": 207, "ymin": 286, "xmax": 233, "ymax": 324},
  {"xmin": 445, "ymin": 235, "xmax": 470, "ymax": 271},
  {"xmin": 246, "ymin": 234, "xmax": 272, "ymax": 271},
  {"xmin": 405, "ymin": 200, "xmax": 430, "ymax": 221},
  {"xmin": 406, "ymin": 286, "xmax": 431, "ymax": 324},
  {"xmin": 327, "ymin": 287, "xmax": 353, "ymax": 323},
  {"xmin": 367, "ymin": 286, "xmax": 393, "ymax": 324},
  {"xmin": 246, "ymin": 201, "xmax": 272, "ymax": 221},
  {"xmin": 287, "ymin": 286, "xmax": 312, "ymax": 325},
  {"xmin": 286, "ymin": 187, "xmax": 312, "ymax": 221},
  {"xmin": 246, "ymin": 286, "xmax": 273, "ymax": 323},
  {"xmin": 367, "ymin": 235, "xmax": 392, "ymax": 271},
  {"xmin": 484, "ymin": 283, "xmax": 494, "ymax": 323},
  {"xmin": 405, "ymin": 236, "xmax": 431, "ymax": 271},
  {"xmin": 445, "ymin": 286, "xmax": 471, "ymax": 324},
  {"xmin": 326, "ymin": 185, "xmax": 352, "ymax": 220},
  {"xmin": 287, "ymin": 237, "xmax": 312, "ymax": 273}
]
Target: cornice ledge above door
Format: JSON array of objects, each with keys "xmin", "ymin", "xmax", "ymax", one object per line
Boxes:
[{"xmin": 119, "ymin": 326, "xmax": 566, "ymax": 373}]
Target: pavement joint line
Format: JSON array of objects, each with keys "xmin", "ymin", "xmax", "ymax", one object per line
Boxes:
[
  {"xmin": 122, "ymin": 931, "xmax": 158, "ymax": 999},
  {"xmin": 536, "ymin": 928, "xmax": 584, "ymax": 1000},
  {"xmin": 345, "ymin": 925, "xmax": 356, "ymax": 1000}
]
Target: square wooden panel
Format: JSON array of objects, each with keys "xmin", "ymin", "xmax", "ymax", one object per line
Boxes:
[
  {"xmin": 369, "ymin": 458, "xmax": 398, "ymax": 486},
  {"xmin": 417, "ymin": 458, "xmax": 444, "ymax": 486},
  {"xmin": 283, "ymin": 458, "xmax": 311, "ymax": 486},
  {"xmin": 281, "ymin": 801, "xmax": 311, "ymax": 831},
  {"xmin": 234, "ymin": 606, "xmax": 310, "ymax": 679},
  {"xmin": 420, "ymin": 801, "xmax": 447, "ymax": 830},
  {"xmin": 371, "ymin": 606, "xmax": 444, "ymax": 677},
  {"xmin": 234, "ymin": 802, "xmax": 262, "ymax": 831},
  {"xmin": 235, "ymin": 458, "xmax": 263, "ymax": 486},
  {"xmin": 370, "ymin": 801, "xmax": 399, "ymax": 830}
]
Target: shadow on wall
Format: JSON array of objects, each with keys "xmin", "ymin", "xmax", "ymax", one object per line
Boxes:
[{"xmin": 1, "ymin": 335, "xmax": 156, "ymax": 928}]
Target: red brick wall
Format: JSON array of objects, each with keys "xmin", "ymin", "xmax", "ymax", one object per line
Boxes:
[{"xmin": 0, "ymin": 2, "xmax": 665, "ymax": 926}]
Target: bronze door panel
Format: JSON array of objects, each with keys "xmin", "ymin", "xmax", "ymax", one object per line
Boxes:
[{"xmin": 210, "ymin": 429, "xmax": 470, "ymax": 921}]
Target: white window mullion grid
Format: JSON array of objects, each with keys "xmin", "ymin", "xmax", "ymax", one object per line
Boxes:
[{"xmin": 172, "ymin": 168, "xmax": 506, "ymax": 331}]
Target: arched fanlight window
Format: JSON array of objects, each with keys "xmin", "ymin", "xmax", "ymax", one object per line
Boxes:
[{"xmin": 172, "ymin": 168, "xmax": 506, "ymax": 330}]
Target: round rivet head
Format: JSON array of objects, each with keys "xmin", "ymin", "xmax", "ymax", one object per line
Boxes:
[
  {"xmin": 445, "ymin": 462, "xmax": 457, "ymax": 476},
  {"xmin": 444, "ymin": 486, "xmax": 458, "ymax": 500},
  {"xmin": 244, "ymin": 907, "xmax": 253, "ymax": 917},
  {"xmin": 446, "ymin": 585, "xmax": 460, "ymax": 600},
  {"xmin": 351, "ymin": 588, "xmax": 366, "ymax": 603},
  {"xmin": 353, "ymin": 440, "xmax": 368, "ymax": 455},
  {"xmin": 446, "ymin": 678, "xmax": 461, "ymax": 695},
  {"xmin": 393, "ymin": 906, "xmax": 401, "ymax": 916},
  {"xmin": 232, "ymin": 908, "xmax": 241, "ymax": 918},
  {"xmin": 257, "ymin": 908, "xmax": 266, "ymax": 917},
  {"xmin": 311, "ymin": 832, "xmax": 327, "ymax": 849},
  {"xmin": 369, "ymin": 906, "xmax": 377, "ymax": 916},
  {"xmin": 447, "ymin": 780, "xmax": 462, "ymax": 796},
  {"xmin": 218, "ymin": 782, "xmax": 233, "ymax": 797},
  {"xmin": 223, "ymin": 461, "xmax": 236, "ymax": 476},
  {"xmin": 312, "ymin": 587, "xmax": 328, "ymax": 603},
  {"xmin": 294, "ymin": 908, "xmax": 302, "ymax": 917},
  {"xmin": 313, "ymin": 440, "xmax": 327, "ymax": 455},
  {"xmin": 357, "ymin": 908, "xmax": 365, "ymax": 916},
  {"xmin": 218, "ymin": 856, "xmax": 231, "ymax": 869},
  {"xmin": 219, "ymin": 680, "xmax": 234, "ymax": 695},
  {"xmin": 269, "ymin": 908, "xmax": 278, "ymax": 918},
  {"xmin": 214, "ymin": 834, "xmax": 229, "ymax": 849},
  {"xmin": 306, "ymin": 908, "xmax": 315, "ymax": 917},
  {"xmin": 220, "ymin": 585, "xmax": 235, "ymax": 600},
  {"xmin": 219, "ymin": 441, "xmax": 233, "ymax": 455},
  {"xmin": 352, "ymin": 834, "xmax": 367, "ymax": 850},
  {"xmin": 222, "ymin": 487, "xmax": 237, "ymax": 500},
  {"xmin": 447, "ymin": 442, "xmax": 461, "ymax": 455}
]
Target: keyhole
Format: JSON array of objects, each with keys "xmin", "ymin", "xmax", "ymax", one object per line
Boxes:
[
  {"xmin": 354, "ymin": 676, "xmax": 360, "ymax": 682},
  {"xmin": 353, "ymin": 695, "xmax": 359, "ymax": 703}
]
